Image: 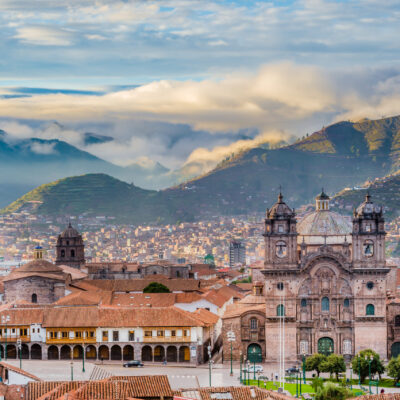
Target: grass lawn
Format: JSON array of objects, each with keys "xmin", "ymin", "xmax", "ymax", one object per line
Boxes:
[{"xmin": 242, "ymin": 379, "xmax": 366, "ymax": 397}]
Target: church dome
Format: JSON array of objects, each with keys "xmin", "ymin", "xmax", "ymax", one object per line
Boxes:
[
  {"xmin": 268, "ymin": 193, "xmax": 295, "ymax": 219},
  {"xmin": 18, "ymin": 259, "xmax": 63, "ymax": 273},
  {"xmin": 60, "ymin": 223, "xmax": 80, "ymax": 238},
  {"xmin": 355, "ymin": 193, "xmax": 382, "ymax": 217},
  {"xmin": 297, "ymin": 210, "xmax": 352, "ymax": 236}
]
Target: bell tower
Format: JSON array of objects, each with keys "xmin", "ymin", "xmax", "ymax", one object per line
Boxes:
[
  {"xmin": 263, "ymin": 192, "xmax": 298, "ymax": 269},
  {"xmin": 352, "ymin": 193, "xmax": 385, "ymax": 268},
  {"xmin": 55, "ymin": 223, "xmax": 85, "ymax": 269}
]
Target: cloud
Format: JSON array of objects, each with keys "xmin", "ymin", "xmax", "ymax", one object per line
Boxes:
[
  {"xmin": 29, "ymin": 141, "xmax": 57, "ymax": 154},
  {"xmin": 14, "ymin": 26, "xmax": 74, "ymax": 46}
]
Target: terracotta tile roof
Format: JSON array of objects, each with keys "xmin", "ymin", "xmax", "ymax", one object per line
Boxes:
[
  {"xmin": 78, "ymin": 278, "xmax": 201, "ymax": 293},
  {"xmin": 176, "ymin": 386, "xmax": 293, "ymax": 400},
  {"xmin": 0, "ymin": 362, "xmax": 41, "ymax": 381},
  {"xmin": 110, "ymin": 293, "xmax": 176, "ymax": 307},
  {"xmin": 53, "ymin": 290, "xmax": 112, "ymax": 306},
  {"xmin": 43, "ymin": 307, "xmax": 99, "ymax": 328},
  {"xmin": 36, "ymin": 381, "xmax": 85, "ymax": 400},
  {"xmin": 110, "ymin": 375, "xmax": 174, "ymax": 398},
  {"xmin": 68, "ymin": 380, "xmax": 129, "ymax": 400},
  {"xmin": 190, "ymin": 308, "xmax": 219, "ymax": 325},
  {"xmin": 3, "ymin": 272, "xmax": 67, "ymax": 283},
  {"xmin": 0, "ymin": 307, "xmax": 45, "ymax": 325},
  {"xmin": 28, "ymin": 381, "xmax": 64, "ymax": 400},
  {"xmin": 58, "ymin": 265, "xmax": 87, "ymax": 281},
  {"xmin": 201, "ymin": 287, "xmax": 233, "ymax": 308},
  {"xmin": 175, "ymin": 292, "xmax": 203, "ymax": 303},
  {"xmin": 222, "ymin": 303, "xmax": 265, "ymax": 319},
  {"xmin": 0, "ymin": 383, "xmax": 26, "ymax": 400}
]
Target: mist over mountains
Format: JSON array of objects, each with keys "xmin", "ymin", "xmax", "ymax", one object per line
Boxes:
[{"xmin": 3, "ymin": 115, "xmax": 400, "ymax": 223}]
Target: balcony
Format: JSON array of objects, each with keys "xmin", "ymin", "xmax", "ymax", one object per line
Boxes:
[
  {"xmin": 46, "ymin": 337, "xmax": 97, "ymax": 344},
  {"xmin": 142, "ymin": 336, "xmax": 191, "ymax": 343},
  {"xmin": 0, "ymin": 336, "xmax": 30, "ymax": 343}
]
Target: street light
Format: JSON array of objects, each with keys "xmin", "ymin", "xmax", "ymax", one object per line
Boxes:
[
  {"xmin": 207, "ymin": 345, "xmax": 212, "ymax": 387},
  {"xmin": 17, "ymin": 339, "xmax": 22, "ymax": 369},
  {"xmin": 239, "ymin": 351, "xmax": 243, "ymax": 384},
  {"xmin": 1, "ymin": 315, "xmax": 10, "ymax": 361},
  {"xmin": 358, "ymin": 356, "xmax": 361, "ymax": 387},
  {"xmin": 365, "ymin": 354, "xmax": 372, "ymax": 394},
  {"xmin": 302, "ymin": 348, "xmax": 307, "ymax": 384},
  {"xmin": 227, "ymin": 330, "xmax": 236, "ymax": 376},
  {"xmin": 70, "ymin": 361, "xmax": 74, "ymax": 381}
]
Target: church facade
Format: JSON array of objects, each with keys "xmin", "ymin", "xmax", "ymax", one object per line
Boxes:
[{"xmin": 222, "ymin": 191, "xmax": 397, "ymax": 363}]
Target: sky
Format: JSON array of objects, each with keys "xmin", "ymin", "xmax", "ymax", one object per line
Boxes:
[{"xmin": 0, "ymin": 0, "xmax": 400, "ymax": 172}]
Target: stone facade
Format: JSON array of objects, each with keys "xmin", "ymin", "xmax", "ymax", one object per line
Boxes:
[
  {"xmin": 55, "ymin": 223, "xmax": 85, "ymax": 269},
  {"xmin": 223, "ymin": 191, "xmax": 396, "ymax": 362}
]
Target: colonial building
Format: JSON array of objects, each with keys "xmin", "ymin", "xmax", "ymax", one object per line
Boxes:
[
  {"xmin": 55, "ymin": 223, "xmax": 85, "ymax": 269},
  {"xmin": 223, "ymin": 191, "xmax": 397, "ymax": 362}
]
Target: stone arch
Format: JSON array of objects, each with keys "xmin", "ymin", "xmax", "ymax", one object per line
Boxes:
[
  {"xmin": 48, "ymin": 345, "xmax": 59, "ymax": 360},
  {"xmin": 0, "ymin": 345, "xmax": 3, "ymax": 360},
  {"xmin": 73, "ymin": 345, "xmax": 83, "ymax": 359},
  {"xmin": 111, "ymin": 345, "xmax": 122, "ymax": 360},
  {"xmin": 31, "ymin": 293, "xmax": 38, "ymax": 303},
  {"xmin": 86, "ymin": 345, "xmax": 97, "ymax": 360},
  {"xmin": 318, "ymin": 337, "xmax": 334, "ymax": 355},
  {"xmin": 154, "ymin": 345, "xmax": 165, "ymax": 362},
  {"xmin": 60, "ymin": 345, "xmax": 71, "ymax": 359},
  {"xmin": 98, "ymin": 345, "xmax": 109, "ymax": 360},
  {"xmin": 391, "ymin": 342, "xmax": 400, "ymax": 358},
  {"xmin": 21, "ymin": 344, "xmax": 29, "ymax": 359},
  {"xmin": 306, "ymin": 253, "xmax": 349, "ymax": 277},
  {"xmin": 179, "ymin": 346, "xmax": 190, "ymax": 362},
  {"xmin": 6, "ymin": 344, "xmax": 16, "ymax": 359},
  {"xmin": 142, "ymin": 345, "xmax": 152, "ymax": 362},
  {"xmin": 247, "ymin": 343, "xmax": 262, "ymax": 363},
  {"xmin": 31, "ymin": 344, "xmax": 42, "ymax": 360},
  {"xmin": 123, "ymin": 345, "xmax": 134, "ymax": 361},
  {"xmin": 167, "ymin": 346, "xmax": 177, "ymax": 362}
]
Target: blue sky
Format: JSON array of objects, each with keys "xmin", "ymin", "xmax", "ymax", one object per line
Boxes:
[{"xmin": 0, "ymin": 0, "xmax": 400, "ymax": 172}]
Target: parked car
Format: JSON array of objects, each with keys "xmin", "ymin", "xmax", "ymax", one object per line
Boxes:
[
  {"xmin": 247, "ymin": 364, "xmax": 263, "ymax": 373},
  {"xmin": 285, "ymin": 366, "xmax": 299, "ymax": 375},
  {"xmin": 123, "ymin": 360, "xmax": 144, "ymax": 368}
]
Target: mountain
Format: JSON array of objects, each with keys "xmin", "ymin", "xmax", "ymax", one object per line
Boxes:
[
  {"xmin": 161, "ymin": 116, "xmax": 400, "ymax": 218},
  {"xmin": 83, "ymin": 132, "xmax": 113, "ymax": 146},
  {"xmin": 4, "ymin": 115, "xmax": 400, "ymax": 223},
  {"xmin": 331, "ymin": 172, "xmax": 400, "ymax": 220},
  {"xmin": 1, "ymin": 174, "xmax": 191, "ymax": 224}
]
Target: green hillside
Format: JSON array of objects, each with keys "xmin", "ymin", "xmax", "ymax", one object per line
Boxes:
[
  {"xmin": 1, "ymin": 174, "xmax": 193, "ymax": 224},
  {"xmin": 3, "ymin": 115, "xmax": 400, "ymax": 223},
  {"xmin": 331, "ymin": 173, "xmax": 400, "ymax": 220}
]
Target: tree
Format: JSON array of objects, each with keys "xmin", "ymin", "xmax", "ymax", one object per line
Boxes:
[
  {"xmin": 351, "ymin": 349, "xmax": 385, "ymax": 383},
  {"xmin": 387, "ymin": 355, "xmax": 400, "ymax": 384},
  {"xmin": 315, "ymin": 382, "xmax": 353, "ymax": 400},
  {"xmin": 321, "ymin": 354, "xmax": 346, "ymax": 381},
  {"xmin": 311, "ymin": 377, "xmax": 324, "ymax": 393},
  {"xmin": 305, "ymin": 353, "xmax": 327, "ymax": 377},
  {"xmin": 143, "ymin": 282, "xmax": 171, "ymax": 293}
]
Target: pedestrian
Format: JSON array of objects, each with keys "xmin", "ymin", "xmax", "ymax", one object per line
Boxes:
[
  {"xmin": 271, "ymin": 373, "xmax": 274, "ymax": 382},
  {"xmin": 275, "ymin": 372, "xmax": 278, "ymax": 381},
  {"xmin": 380, "ymin": 389, "xmax": 385, "ymax": 394}
]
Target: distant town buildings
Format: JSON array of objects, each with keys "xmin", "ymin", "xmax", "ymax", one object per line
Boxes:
[{"xmin": 229, "ymin": 240, "xmax": 246, "ymax": 267}]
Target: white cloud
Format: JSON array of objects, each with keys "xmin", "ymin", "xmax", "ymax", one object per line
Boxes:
[
  {"xmin": 14, "ymin": 26, "xmax": 74, "ymax": 46},
  {"xmin": 30, "ymin": 141, "xmax": 57, "ymax": 154}
]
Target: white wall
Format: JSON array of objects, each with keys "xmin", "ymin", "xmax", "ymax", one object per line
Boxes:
[{"xmin": 7, "ymin": 370, "xmax": 36, "ymax": 385}]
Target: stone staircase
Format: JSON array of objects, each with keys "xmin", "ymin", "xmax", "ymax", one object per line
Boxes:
[{"xmin": 89, "ymin": 365, "xmax": 113, "ymax": 381}]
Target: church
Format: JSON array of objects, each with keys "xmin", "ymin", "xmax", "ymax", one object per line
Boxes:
[{"xmin": 222, "ymin": 191, "xmax": 398, "ymax": 363}]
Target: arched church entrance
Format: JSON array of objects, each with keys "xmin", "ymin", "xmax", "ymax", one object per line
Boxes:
[
  {"xmin": 247, "ymin": 343, "xmax": 262, "ymax": 363},
  {"xmin": 391, "ymin": 342, "xmax": 400, "ymax": 358},
  {"xmin": 318, "ymin": 337, "xmax": 334, "ymax": 356}
]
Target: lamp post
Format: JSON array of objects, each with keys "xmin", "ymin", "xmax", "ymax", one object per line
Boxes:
[
  {"xmin": 227, "ymin": 330, "xmax": 235, "ymax": 377},
  {"xmin": 207, "ymin": 345, "xmax": 212, "ymax": 386},
  {"xmin": 350, "ymin": 366, "xmax": 353, "ymax": 390},
  {"xmin": 17, "ymin": 339, "xmax": 22, "ymax": 369},
  {"xmin": 246, "ymin": 361, "xmax": 250, "ymax": 385},
  {"xmin": 358, "ymin": 356, "xmax": 361, "ymax": 387},
  {"xmin": 302, "ymin": 348, "xmax": 306, "ymax": 384},
  {"xmin": 239, "ymin": 352, "xmax": 243, "ymax": 384},
  {"xmin": 82, "ymin": 341, "xmax": 85, "ymax": 373},
  {"xmin": 2, "ymin": 315, "xmax": 10, "ymax": 361},
  {"xmin": 365, "ymin": 354, "xmax": 372, "ymax": 394},
  {"xmin": 295, "ymin": 371, "xmax": 298, "ymax": 398},
  {"xmin": 70, "ymin": 361, "xmax": 74, "ymax": 381}
]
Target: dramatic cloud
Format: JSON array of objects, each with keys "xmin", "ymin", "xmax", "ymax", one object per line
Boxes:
[{"xmin": 14, "ymin": 26, "xmax": 74, "ymax": 46}]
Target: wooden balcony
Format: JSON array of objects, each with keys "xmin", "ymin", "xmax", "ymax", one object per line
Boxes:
[
  {"xmin": 0, "ymin": 336, "xmax": 30, "ymax": 343},
  {"xmin": 46, "ymin": 337, "xmax": 97, "ymax": 344},
  {"xmin": 142, "ymin": 336, "xmax": 191, "ymax": 343}
]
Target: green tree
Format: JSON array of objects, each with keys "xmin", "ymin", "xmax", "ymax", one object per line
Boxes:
[
  {"xmin": 315, "ymin": 382, "xmax": 353, "ymax": 400},
  {"xmin": 351, "ymin": 349, "xmax": 385, "ymax": 383},
  {"xmin": 387, "ymin": 355, "xmax": 400, "ymax": 384},
  {"xmin": 311, "ymin": 377, "xmax": 324, "ymax": 393},
  {"xmin": 321, "ymin": 354, "xmax": 346, "ymax": 381},
  {"xmin": 143, "ymin": 282, "xmax": 171, "ymax": 293},
  {"xmin": 305, "ymin": 353, "xmax": 327, "ymax": 377}
]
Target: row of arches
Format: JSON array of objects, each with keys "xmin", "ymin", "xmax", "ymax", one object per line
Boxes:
[
  {"xmin": 46, "ymin": 344, "xmax": 191, "ymax": 362},
  {"xmin": 0, "ymin": 344, "xmax": 42, "ymax": 359}
]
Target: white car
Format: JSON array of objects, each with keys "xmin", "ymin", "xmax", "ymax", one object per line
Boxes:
[{"xmin": 247, "ymin": 364, "xmax": 263, "ymax": 373}]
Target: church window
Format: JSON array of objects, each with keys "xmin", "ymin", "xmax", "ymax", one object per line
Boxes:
[
  {"xmin": 66, "ymin": 241, "xmax": 69, "ymax": 246},
  {"xmin": 366, "ymin": 281, "xmax": 374, "ymax": 290},
  {"xmin": 344, "ymin": 298, "xmax": 350, "ymax": 307},
  {"xmin": 250, "ymin": 318, "xmax": 258, "ymax": 329},
  {"xmin": 301, "ymin": 299, "xmax": 307, "ymax": 307},
  {"xmin": 363, "ymin": 241, "xmax": 374, "ymax": 257},
  {"xmin": 365, "ymin": 224, "xmax": 371, "ymax": 232},
  {"xmin": 366, "ymin": 304, "xmax": 375, "ymax": 315},
  {"xmin": 277, "ymin": 304, "xmax": 285, "ymax": 317},
  {"xmin": 395, "ymin": 315, "xmax": 400, "ymax": 327},
  {"xmin": 321, "ymin": 297, "xmax": 330, "ymax": 312},
  {"xmin": 70, "ymin": 249, "xmax": 75, "ymax": 257},
  {"xmin": 32, "ymin": 293, "xmax": 37, "ymax": 303},
  {"xmin": 278, "ymin": 225, "xmax": 284, "ymax": 233},
  {"xmin": 113, "ymin": 331, "xmax": 119, "ymax": 341},
  {"xmin": 275, "ymin": 241, "xmax": 287, "ymax": 258},
  {"xmin": 61, "ymin": 250, "xmax": 65, "ymax": 258},
  {"xmin": 176, "ymin": 271, "xmax": 180, "ymax": 277},
  {"xmin": 277, "ymin": 282, "xmax": 284, "ymax": 290}
]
